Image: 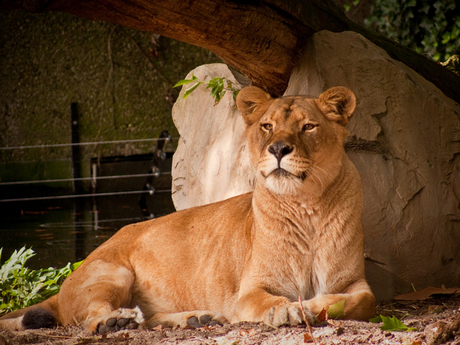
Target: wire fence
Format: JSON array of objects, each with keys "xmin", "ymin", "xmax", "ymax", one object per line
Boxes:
[
  {"xmin": 0, "ymin": 172, "xmax": 171, "ymax": 186},
  {"xmin": 0, "ymin": 137, "xmax": 178, "ymax": 150},
  {"xmin": 0, "ymin": 189, "xmax": 172, "ymax": 203},
  {"xmin": 0, "ymin": 137, "xmax": 178, "ymax": 203}
]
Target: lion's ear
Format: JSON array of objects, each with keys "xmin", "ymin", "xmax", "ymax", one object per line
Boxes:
[
  {"xmin": 237, "ymin": 86, "xmax": 273, "ymax": 126},
  {"xmin": 317, "ymin": 86, "xmax": 356, "ymax": 126}
]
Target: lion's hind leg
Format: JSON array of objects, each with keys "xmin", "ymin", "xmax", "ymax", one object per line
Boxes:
[
  {"xmin": 0, "ymin": 294, "xmax": 60, "ymax": 331},
  {"xmin": 146, "ymin": 311, "xmax": 228, "ymax": 329},
  {"xmin": 58, "ymin": 259, "xmax": 139, "ymax": 334}
]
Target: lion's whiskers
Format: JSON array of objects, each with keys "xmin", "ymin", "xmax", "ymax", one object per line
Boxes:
[
  {"xmin": 311, "ymin": 165, "xmax": 335, "ymax": 184},
  {"xmin": 309, "ymin": 168, "xmax": 325, "ymax": 195},
  {"xmin": 310, "ymin": 165, "xmax": 336, "ymax": 194}
]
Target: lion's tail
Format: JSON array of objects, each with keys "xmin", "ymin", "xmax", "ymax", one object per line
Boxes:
[{"xmin": 0, "ymin": 293, "xmax": 61, "ymax": 331}]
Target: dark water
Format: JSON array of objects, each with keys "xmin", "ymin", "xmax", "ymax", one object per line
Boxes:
[{"xmin": 0, "ymin": 188, "xmax": 175, "ymax": 270}]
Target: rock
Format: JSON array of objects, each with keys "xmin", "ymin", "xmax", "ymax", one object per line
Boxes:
[
  {"xmin": 171, "ymin": 64, "xmax": 254, "ymax": 210},
  {"xmin": 425, "ymin": 315, "xmax": 460, "ymax": 345},
  {"xmin": 286, "ymin": 30, "xmax": 460, "ymax": 300},
  {"xmin": 171, "ymin": 31, "xmax": 460, "ymax": 300}
]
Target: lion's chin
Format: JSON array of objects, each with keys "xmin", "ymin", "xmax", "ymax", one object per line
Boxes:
[
  {"xmin": 271, "ymin": 168, "xmax": 290, "ymax": 178},
  {"xmin": 263, "ymin": 169, "xmax": 305, "ymax": 195}
]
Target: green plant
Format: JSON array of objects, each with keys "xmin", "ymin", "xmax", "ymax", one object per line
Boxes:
[
  {"xmin": 174, "ymin": 76, "xmax": 240, "ymax": 105},
  {"xmin": 0, "ymin": 247, "xmax": 82, "ymax": 316},
  {"xmin": 364, "ymin": 0, "xmax": 459, "ymax": 62},
  {"xmin": 370, "ymin": 314, "xmax": 418, "ymax": 332}
]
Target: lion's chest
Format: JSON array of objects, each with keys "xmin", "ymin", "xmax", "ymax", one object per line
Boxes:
[
  {"xmin": 251, "ymin": 209, "xmax": 342, "ymax": 300},
  {"xmin": 265, "ymin": 240, "xmax": 337, "ymax": 301}
]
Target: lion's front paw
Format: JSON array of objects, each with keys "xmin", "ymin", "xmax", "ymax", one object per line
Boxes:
[
  {"xmin": 96, "ymin": 307, "xmax": 145, "ymax": 334},
  {"xmin": 186, "ymin": 312, "xmax": 228, "ymax": 329},
  {"xmin": 264, "ymin": 302, "xmax": 317, "ymax": 327},
  {"xmin": 146, "ymin": 310, "xmax": 228, "ymax": 329}
]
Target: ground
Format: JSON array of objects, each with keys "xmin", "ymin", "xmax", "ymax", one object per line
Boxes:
[{"xmin": 1, "ymin": 296, "xmax": 459, "ymax": 345}]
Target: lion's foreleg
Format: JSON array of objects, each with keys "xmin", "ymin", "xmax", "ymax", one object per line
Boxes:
[
  {"xmin": 232, "ymin": 289, "xmax": 317, "ymax": 327},
  {"xmin": 303, "ymin": 279, "xmax": 375, "ymax": 321}
]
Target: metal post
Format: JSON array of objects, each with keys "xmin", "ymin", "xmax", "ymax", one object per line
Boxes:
[{"xmin": 71, "ymin": 103, "xmax": 83, "ymax": 194}]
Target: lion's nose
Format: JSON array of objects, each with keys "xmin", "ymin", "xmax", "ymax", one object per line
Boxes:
[{"xmin": 268, "ymin": 142, "xmax": 294, "ymax": 161}]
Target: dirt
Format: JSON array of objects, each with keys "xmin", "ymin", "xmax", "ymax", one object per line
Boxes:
[{"xmin": 1, "ymin": 295, "xmax": 459, "ymax": 345}]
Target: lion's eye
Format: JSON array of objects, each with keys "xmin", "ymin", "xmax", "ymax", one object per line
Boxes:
[
  {"xmin": 302, "ymin": 123, "xmax": 316, "ymax": 132},
  {"xmin": 261, "ymin": 123, "xmax": 272, "ymax": 131}
]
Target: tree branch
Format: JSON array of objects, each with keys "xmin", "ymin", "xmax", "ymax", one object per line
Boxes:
[{"xmin": 2, "ymin": 0, "xmax": 459, "ymax": 102}]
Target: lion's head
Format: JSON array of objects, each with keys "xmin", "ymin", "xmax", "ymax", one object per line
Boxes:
[{"xmin": 237, "ymin": 86, "xmax": 356, "ymax": 196}]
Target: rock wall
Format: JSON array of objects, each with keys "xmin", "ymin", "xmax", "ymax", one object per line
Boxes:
[
  {"xmin": 171, "ymin": 31, "xmax": 460, "ymax": 300},
  {"xmin": 0, "ymin": 10, "xmax": 220, "ymax": 188}
]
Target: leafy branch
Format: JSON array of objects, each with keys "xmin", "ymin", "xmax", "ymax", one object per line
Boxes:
[
  {"xmin": 174, "ymin": 76, "xmax": 240, "ymax": 105},
  {"xmin": 0, "ymin": 247, "xmax": 82, "ymax": 315}
]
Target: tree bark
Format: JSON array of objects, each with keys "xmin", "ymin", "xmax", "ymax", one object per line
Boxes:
[{"xmin": 2, "ymin": 0, "xmax": 459, "ymax": 102}]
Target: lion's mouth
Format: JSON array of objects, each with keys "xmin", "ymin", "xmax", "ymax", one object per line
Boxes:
[{"xmin": 263, "ymin": 168, "xmax": 308, "ymax": 181}]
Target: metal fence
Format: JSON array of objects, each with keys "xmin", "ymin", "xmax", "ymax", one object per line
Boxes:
[{"xmin": 0, "ymin": 136, "xmax": 177, "ymax": 203}]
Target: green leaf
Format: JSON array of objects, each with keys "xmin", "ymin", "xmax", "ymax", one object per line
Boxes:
[
  {"xmin": 173, "ymin": 75, "xmax": 198, "ymax": 87},
  {"xmin": 207, "ymin": 77, "xmax": 224, "ymax": 86},
  {"xmin": 182, "ymin": 82, "xmax": 202, "ymax": 99},
  {"xmin": 327, "ymin": 299, "xmax": 345, "ymax": 319},
  {"xmin": 369, "ymin": 315, "xmax": 382, "ymax": 323},
  {"xmin": 210, "ymin": 85, "xmax": 219, "ymax": 98},
  {"xmin": 232, "ymin": 90, "xmax": 239, "ymax": 102},
  {"xmin": 214, "ymin": 91, "xmax": 225, "ymax": 104},
  {"xmin": 379, "ymin": 315, "xmax": 417, "ymax": 332},
  {"xmin": 174, "ymin": 76, "xmax": 240, "ymax": 105},
  {"xmin": 442, "ymin": 32, "xmax": 451, "ymax": 44}
]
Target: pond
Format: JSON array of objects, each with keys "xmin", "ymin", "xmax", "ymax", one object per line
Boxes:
[
  {"xmin": 0, "ymin": 191, "xmax": 175, "ymax": 270},
  {"xmin": 0, "ymin": 150, "xmax": 176, "ymax": 271}
]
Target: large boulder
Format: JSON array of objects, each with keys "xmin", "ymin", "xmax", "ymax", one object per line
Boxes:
[
  {"xmin": 171, "ymin": 64, "xmax": 253, "ymax": 210},
  {"xmin": 171, "ymin": 31, "xmax": 460, "ymax": 300}
]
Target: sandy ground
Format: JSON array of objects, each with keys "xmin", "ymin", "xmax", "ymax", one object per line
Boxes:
[{"xmin": 1, "ymin": 295, "xmax": 459, "ymax": 345}]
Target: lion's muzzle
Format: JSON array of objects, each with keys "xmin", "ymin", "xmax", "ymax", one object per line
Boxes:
[{"xmin": 268, "ymin": 141, "xmax": 294, "ymax": 163}]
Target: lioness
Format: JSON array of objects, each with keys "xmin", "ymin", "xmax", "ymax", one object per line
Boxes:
[{"xmin": 0, "ymin": 86, "xmax": 375, "ymax": 334}]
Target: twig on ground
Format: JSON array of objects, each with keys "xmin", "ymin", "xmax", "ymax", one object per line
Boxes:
[{"xmin": 298, "ymin": 295, "xmax": 317, "ymax": 345}]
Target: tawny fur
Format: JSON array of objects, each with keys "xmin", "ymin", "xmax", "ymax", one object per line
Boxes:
[{"xmin": 0, "ymin": 86, "xmax": 375, "ymax": 333}]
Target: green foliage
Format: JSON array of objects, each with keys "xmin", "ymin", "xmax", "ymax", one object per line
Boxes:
[
  {"xmin": 174, "ymin": 76, "xmax": 240, "ymax": 105},
  {"xmin": 344, "ymin": 0, "xmax": 361, "ymax": 12},
  {"xmin": 0, "ymin": 247, "xmax": 82, "ymax": 316},
  {"xmin": 370, "ymin": 315, "xmax": 418, "ymax": 332},
  {"xmin": 364, "ymin": 0, "xmax": 459, "ymax": 62}
]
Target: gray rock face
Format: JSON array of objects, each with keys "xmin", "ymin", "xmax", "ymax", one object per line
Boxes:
[{"xmin": 171, "ymin": 31, "xmax": 460, "ymax": 300}]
